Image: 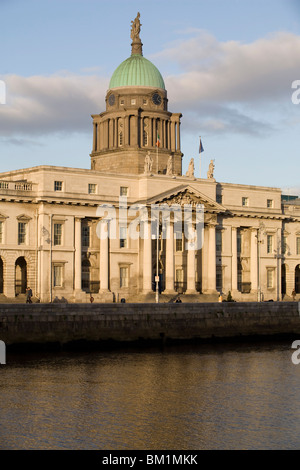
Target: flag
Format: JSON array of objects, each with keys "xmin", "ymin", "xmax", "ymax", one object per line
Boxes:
[
  {"xmin": 199, "ymin": 138, "xmax": 204, "ymax": 153},
  {"xmin": 156, "ymin": 132, "xmax": 160, "ymax": 147}
]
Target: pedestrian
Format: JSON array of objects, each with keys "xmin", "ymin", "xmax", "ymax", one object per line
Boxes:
[
  {"xmin": 175, "ymin": 296, "xmax": 182, "ymax": 303},
  {"xmin": 26, "ymin": 286, "xmax": 32, "ymax": 303},
  {"xmin": 218, "ymin": 293, "xmax": 223, "ymax": 303},
  {"xmin": 292, "ymin": 289, "xmax": 296, "ymax": 301},
  {"xmin": 90, "ymin": 294, "xmax": 94, "ymax": 303}
]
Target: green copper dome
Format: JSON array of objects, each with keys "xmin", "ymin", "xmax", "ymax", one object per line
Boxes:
[{"xmin": 109, "ymin": 54, "xmax": 165, "ymax": 90}]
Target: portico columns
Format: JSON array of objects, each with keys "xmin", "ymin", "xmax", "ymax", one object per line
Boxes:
[
  {"xmin": 186, "ymin": 240, "xmax": 197, "ymax": 294},
  {"xmin": 207, "ymin": 224, "xmax": 217, "ymax": 293},
  {"xmin": 231, "ymin": 227, "xmax": 238, "ymax": 294},
  {"xmin": 99, "ymin": 220, "xmax": 109, "ymax": 291},
  {"xmin": 164, "ymin": 222, "xmax": 176, "ymax": 294}
]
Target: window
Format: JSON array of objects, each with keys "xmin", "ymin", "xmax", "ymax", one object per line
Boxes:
[
  {"xmin": 175, "ymin": 235, "xmax": 183, "ymax": 252},
  {"xmin": 54, "ymin": 181, "xmax": 63, "ymax": 191},
  {"xmin": 88, "ymin": 184, "xmax": 96, "ymax": 194},
  {"xmin": 131, "ymin": 99, "xmax": 136, "ymax": 105},
  {"xmin": 53, "ymin": 223, "xmax": 62, "ymax": 246},
  {"xmin": 267, "ymin": 269, "xmax": 274, "ymax": 289},
  {"xmin": 120, "ymin": 226, "xmax": 127, "ymax": 248},
  {"xmin": 53, "ymin": 265, "xmax": 63, "ymax": 287},
  {"xmin": 267, "ymin": 235, "xmax": 273, "ymax": 254},
  {"xmin": 297, "ymin": 237, "xmax": 300, "ymax": 255},
  {"xmin": 18, "ymin": 222, "xmax": 26, "ymax": 245},
  {"xmin": 120, "ymin": 99, "xmax": 125, "ymax": 105},
  {"xmin": 0, "ymin": 221, "xmax": 3, "ymax": 243},
  {"xmin": 216, "ymin": 231, "xmax": 222, "ymax": 253},
  {"xmin": 237, "ymin": 231, "xmax": 242, "ymax": 253},
  {"xmin": 216, "ymin": 266, "xmax": 223, "ymax": 292},
  {"xmin": 82, "ymin": 226, "xmax": 90, "ymax": 247},
  {"xmin": 242, "ymin": 197, "xmax": 249, "ymax": 207},
  {"xmin": 267, "ymin": 199, "xmax": 274, "ymax": 208},
  {"xmin": 143, "ymin": 131, "xmax": 148, "ymax": 146},
  {"xmin": 120, "ymin": 267, "xmax": 129, "ymax": 287},
  {"xmin": 120, "ymin": 186, "xmax": 128, "ymax": 196},
  {"xmin": 143, "ymin": 99, "xmax": 147, "ymax": 105}
]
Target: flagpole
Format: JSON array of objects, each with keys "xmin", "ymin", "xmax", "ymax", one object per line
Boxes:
[{"xmin": 199, "ymin": 136, "xmax": 201, "ymax": 178}]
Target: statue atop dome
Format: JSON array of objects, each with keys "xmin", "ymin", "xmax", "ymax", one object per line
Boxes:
[
  {"xmin": 131, "ymin": 12, "xmax": 141, "ymax": 41},
  {"xmin": 131, "ymin": 12, "xmax": 143, "ymax": 55}
]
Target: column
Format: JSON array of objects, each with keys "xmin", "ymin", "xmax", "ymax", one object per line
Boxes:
[
  {"xmin": 164, "ymin": 222, "xmax": 176, "ymax": 294},
  {"xmin": 149, "ymin": 118, "xmax": 153, "ymax": 148},
  {"xmin": 125, "ymin": 115, "xmax": 130, "ymax": 146},
  {"xmin": 250, "ymin": 228, "xmax": 258, "ymax": 294},
  {"xmin": 171, "ymin": 121, "xmax": 176, "ymax": 152},
  {"xmin": 176, "ymin": 120, "xmax": 181, "ymax": 151},
  {"xmin": 74, "ymin": 217, "xmax": 82, "ymax": 291},
  {"xmin": 231, "ymin": 227, "xmax": 238, "ymax": 293},
  {"xmin": 207, "ymin": 224, "xmax": 217, "ymax": 293},
  {"xmin": 100, "ymin": 220, "xmax": 109, "ymax": 291},
  {"xmin": 143, "ymin": 220, "xmax": 152, "ymax": 292},
  {"xmin": 186, "ymin": 237, "xmax": 197, "ymax": 294}
]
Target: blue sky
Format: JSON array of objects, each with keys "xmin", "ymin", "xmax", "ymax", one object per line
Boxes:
[{"xmin": 1, "ymin": 0, "xmax": 300, "ymax": 194}]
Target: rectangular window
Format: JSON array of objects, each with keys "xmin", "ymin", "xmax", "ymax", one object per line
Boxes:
[
  {"xmin": 53, "ymin": 223, "xmax": 62, "ymax": 246},
  {"xmin": 237, "ymin": 231, "xmax": 242, "ymax": 253},
  {"xmin": 53, "ymin": 265, "xmax": 63, "ymax": 287},
  {"xmin": 88, "ymin": 184, "xmax": 96, "ymax": 194},
  {"xmin": 120, "ymin": 267, "xmax": 128, "ymax": 287},
  {"xmin": 120, "ymin": 99, "xmax": 125, "ymax": 105},
  {"xmin": 267, "ymin": 235, "xmax": 273, "ymax": 254},
  {"xmin": 216, "ymin": 266, "xmax": 223, "ymax": 292},
  {"xmin": 216, "ymin": 231, "xmax": 222, "ymax": 252},
  {"xmin": 175, "ymin": 236, "xmax": 183, "ymax": 252},
  {"xmin": 54, "ymin": 181, "xmax": 63, "ymax": 191},
  {"xmin": 297, "ymin": 237, "xmax": 300, "ymax": 255},
  {"xmin": 267, "ymin": 269, "xmax": 274, "ymax": 289},
  {"xmin": 120, "ymin": 186, "xmax": 128, "ymax": 196},
  {"xmin": 0, "ymin": 221, "xmax": 3, "ymax": 243},
  {"xmin": 242, "ymin": 197, "xmax": 249, "ymax": 207},
  {"xmin": 120, "ymin": 226, "xmax": 127, "ymax": 248},
  {"xmin": 82, "ymin": 226, "xmax": 90, "ymax": 247},
  {"xmin": 18, "ymin": 222, "xmax": 26, "ymax": 245},
  {"xmin": 131, "ymin": 99, "xmax": 136, "ymax": 105},
  {"xmin": 267, "ymin": 199, "xmax": 274, "ymax": 208}
]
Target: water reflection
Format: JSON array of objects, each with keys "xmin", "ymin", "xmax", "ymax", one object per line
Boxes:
[{"xmin": 0, "ymin": 341, "xmax": 300, "ymax": 449}]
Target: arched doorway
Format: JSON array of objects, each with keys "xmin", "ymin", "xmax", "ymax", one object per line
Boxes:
[
  {"xmin": 0, "ymin": 257, "xmax": 3, "ymax": 294},
  {"xmin": 295, "ymin": 265, "xmax": 300, "ymax": 294},
  {"xmin": 281, "ymin": 264, "xmax": 287, "ymax": 297},
  {"xmin": 82, "ymin": 259, "xmax": 91, "ymax": 293},
  {"xmin": 15, "ymin": 257, "xmax": 27, "ymax": 295}
]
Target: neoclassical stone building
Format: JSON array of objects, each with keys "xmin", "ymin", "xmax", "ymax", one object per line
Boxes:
[{"xmin": 0, "ymin": 14, "xmax": 299, "ymax": 303}]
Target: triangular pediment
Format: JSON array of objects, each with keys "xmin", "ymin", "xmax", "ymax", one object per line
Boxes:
[{"xmin": 136, "ymin": 185, "xmax": 226, "ymax": 213}]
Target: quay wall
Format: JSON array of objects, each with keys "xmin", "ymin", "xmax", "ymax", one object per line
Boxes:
[{"xmin": 1, "ymin": 302, "xmax": 300, "ymax": 348}]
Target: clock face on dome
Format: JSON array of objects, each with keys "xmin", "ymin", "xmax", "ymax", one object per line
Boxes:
[
  {"xmin": 152, "ymin": 93, "xmax": 162, "ymax": 105},
  {"xmin": 108, "ymin": 94, "xmax": 115, "ymax": 106}
]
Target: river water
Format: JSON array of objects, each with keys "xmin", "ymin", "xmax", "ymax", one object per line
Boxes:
[{"xmin": 0, "ymin": 340, "xmax": 300, "ymax": 450}]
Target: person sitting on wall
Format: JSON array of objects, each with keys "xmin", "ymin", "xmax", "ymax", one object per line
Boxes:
[{"xmin": 175, "ymin": 296, "xmax": 182, "ymax": 303}]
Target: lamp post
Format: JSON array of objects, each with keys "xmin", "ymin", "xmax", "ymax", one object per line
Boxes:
[
  {"xmin": 257, "ymin": 221, "xmax": 265, "ymax": 302},
  {"xmin": 155, "ymin": 215, "xmax": 160, "ymax": 303}
]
